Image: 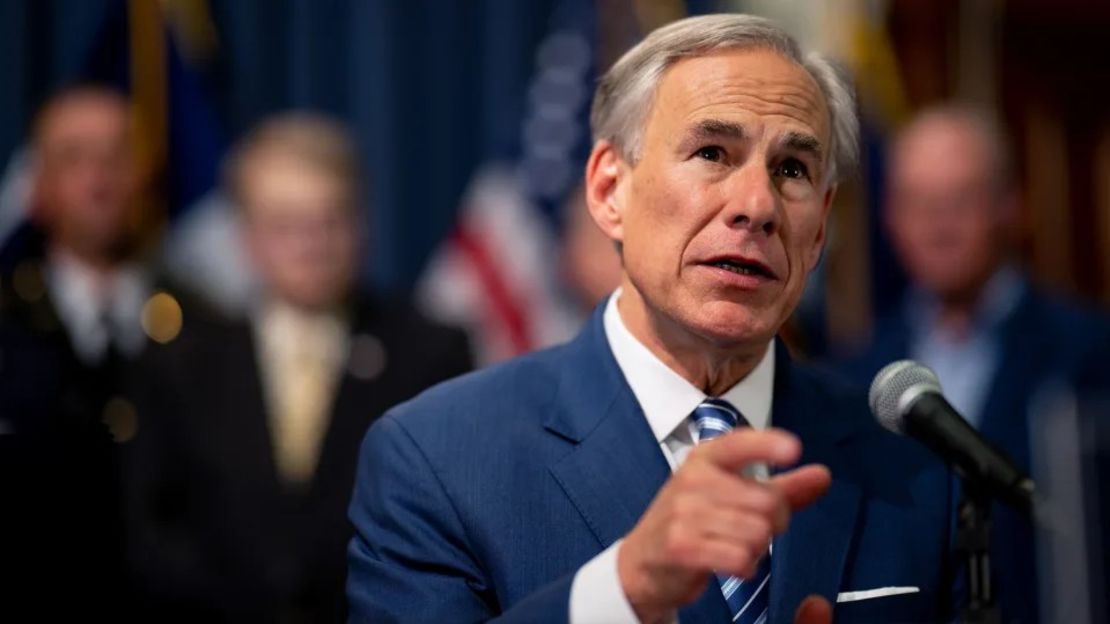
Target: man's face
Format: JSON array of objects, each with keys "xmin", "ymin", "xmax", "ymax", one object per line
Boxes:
[
  {"xmin": 240, "ymin": 153, "xmax": 359, "ymax": 311},
  {"xmin": 886, "ymin": 120, "xmax": 1008, "ymax": 300},
  {"xmin": 590, "ymin": 48, "xmax": 834, "ymax": 349},
  {"xmin": 35, "ymin": 93, "xmax": 140, "ymax": 259}
]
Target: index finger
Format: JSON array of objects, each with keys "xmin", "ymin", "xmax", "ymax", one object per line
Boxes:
[{"xmin": 694, "ymin": 427, "xmax": 802, "ymax": 472}]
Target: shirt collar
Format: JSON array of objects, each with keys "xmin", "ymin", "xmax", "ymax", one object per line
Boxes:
[
  {"xmin": 602, "ymin": 290, "xmax": 775, "ymax": 444},
  {"xmin": 254, "ymin": 298, "xmax": 349, "ymax": 362},
  {"xmin": 47, "ymin": 248, "xmax": 149, "ymax": 313},
  {"xmin": 45, "ymin": 248, "xmax": 151, "ymax": 359}
]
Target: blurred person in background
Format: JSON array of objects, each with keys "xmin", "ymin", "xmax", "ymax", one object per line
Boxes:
[
  {"xmin": 0, "ymin": 84, "xmax": 167, "ymax": 617},
  {"xmin": 836, "ymin": 104, "xmax": 1110, "ymax": 623},
  {"xmin": 124, "ymin": 112, "xmax": 472, "ymax": 623}
]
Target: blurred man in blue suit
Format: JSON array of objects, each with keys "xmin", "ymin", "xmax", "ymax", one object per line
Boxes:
[
  {"xmin": 838, "ymin": 105, "xmax": 1110, "ymax": 623},
  {"xmin": 348, "ymin": 14, "xmax": 954, "ymax": 623}
]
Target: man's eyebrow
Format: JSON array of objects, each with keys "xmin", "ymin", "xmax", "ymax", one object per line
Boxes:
[
  {"xmin": 676, "ymin": 119, "xmax": 746, "ymax": 152},
  {"xmin": 696, "ymin": 119, "xmax": 745, "ymax": 140},
  {"xmin": 780, "ymin": 131, "xmax": 824, "ymax": 163}
]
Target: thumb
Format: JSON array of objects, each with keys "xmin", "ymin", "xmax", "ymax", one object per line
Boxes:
[
  {"xmin": 794, "ymin": 595, "xmax": 833, "ymax": 624},
  {"xmin": 770, "ymin": 464, "xmax": 832, "ymax": 510}
]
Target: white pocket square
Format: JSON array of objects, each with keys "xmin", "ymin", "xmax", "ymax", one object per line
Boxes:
[{"xmin": 836, "ymin": 587, "xmax": 920, "ymax": 603}]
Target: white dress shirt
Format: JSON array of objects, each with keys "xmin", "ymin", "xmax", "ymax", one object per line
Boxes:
[
  {"xmin": 569, "ymin": 291, "xmax": 775, "ymax": 623},
  {"xmin": 45, "ymin": 249, "xmax": 151, "ymax": 365}
]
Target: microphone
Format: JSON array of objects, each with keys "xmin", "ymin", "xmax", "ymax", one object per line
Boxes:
[{"xmin": 869, "ymin": 360, "xmax": 1034, "ymax": 514}]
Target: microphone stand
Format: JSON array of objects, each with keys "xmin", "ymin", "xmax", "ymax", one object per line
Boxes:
[{"xmin": 955, "ymin": 483, "xmax": 1000, "ymax": 624}]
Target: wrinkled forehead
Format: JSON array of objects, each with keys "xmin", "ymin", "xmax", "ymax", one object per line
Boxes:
[{"xmin": 647, "ymin": 48, "xmax": 831, "ymax": 152}]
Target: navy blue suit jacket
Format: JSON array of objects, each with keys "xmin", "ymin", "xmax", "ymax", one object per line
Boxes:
[
  {"xmin": 836, "ymin": 283, "xmax": 1110, "ymax": 623},
  {"xmin": 348, "ymin": 306, "xmax": 954, "ymax": 623}
]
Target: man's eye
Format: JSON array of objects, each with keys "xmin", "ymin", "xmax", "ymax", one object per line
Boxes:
[
  {"xmin": 696, "ymin": 146, "xmax": 724, "ymax": 162},
  {"xmin": 776, "ymin": 158, "xmax": 809, "ymax": 180}
]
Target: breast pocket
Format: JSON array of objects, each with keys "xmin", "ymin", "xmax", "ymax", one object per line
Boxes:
[{"xmin": 833, "ymin": 587, "xmax": 935, "ymax": 624}]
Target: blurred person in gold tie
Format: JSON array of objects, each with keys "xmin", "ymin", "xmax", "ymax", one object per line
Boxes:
[{"xmin": 124, "ymin": 113, "xmax": 473, "ymax": 623}]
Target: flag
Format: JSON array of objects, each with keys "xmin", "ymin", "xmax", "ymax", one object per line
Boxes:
[{"xmin": 416, "ymin": 0, "xmax": 598, "ymax": 365}]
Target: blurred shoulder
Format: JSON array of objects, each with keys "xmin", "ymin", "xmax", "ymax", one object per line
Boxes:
[
  {"xmin": 1025, "ymin": 285, "xmax": 1110, "ymax": 336},
  {"xmin": 347, "ymin": 292, "xmax": 475, "ymax": 385},
  {"xmin": 350, "ymin": 292, "xmax": 469, "ymax": 348},
  {"xmin": 372, "ymin": 339, "xmax": 573, "ymax": 440},
  {"xmin": 138, "ymin": 283, "xmax": 249, "ymax": 369}
]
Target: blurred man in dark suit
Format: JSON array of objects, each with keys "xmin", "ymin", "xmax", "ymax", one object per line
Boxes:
[
  {"xmin": 125, "ymin": 113, "xmax": 472, "ymax": 623},
  {"xmin": 0, "ymin": 85, "xmax": 167, "ymax": 617},
  {"xmin": 837, "ymin": 104, "xmax": 1110, "ymax": 623}
]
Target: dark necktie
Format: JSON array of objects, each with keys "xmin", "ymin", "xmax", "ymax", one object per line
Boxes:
[{"xmin": 692, "ymin": 398, "xmax": 771, "ymax": 624}]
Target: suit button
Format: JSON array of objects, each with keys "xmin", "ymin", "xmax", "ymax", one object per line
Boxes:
[
  {"xmin": 348, "ymin": 333, "xmax": 387, "ymax": 381},
  {"xmin": 103, "ymin": 396, "xmax": 138, "ymax": 443}
]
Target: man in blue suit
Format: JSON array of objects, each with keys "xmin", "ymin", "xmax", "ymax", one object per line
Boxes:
[
  {"xmin": 349, "ymin": 15, "xmax": 953, "ymax": 623},
  {"xmin": 837, "ymin": 105, "xmax": 1110, "ymax": 623}
]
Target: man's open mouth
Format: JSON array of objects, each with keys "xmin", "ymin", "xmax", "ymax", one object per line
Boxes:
[{"xmin": 706, "ymin": 257, "xmax": 776, "ymax": 279}]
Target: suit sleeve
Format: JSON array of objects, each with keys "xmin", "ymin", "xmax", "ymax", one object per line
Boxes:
[{"xmin": 347, "ymin": 413, "xmax": 574, "ymax": 623}]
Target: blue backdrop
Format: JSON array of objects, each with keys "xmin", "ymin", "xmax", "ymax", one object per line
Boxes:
[{"xmin": 0, "ymin": 0, "xmax": 589, "ymax": 290}]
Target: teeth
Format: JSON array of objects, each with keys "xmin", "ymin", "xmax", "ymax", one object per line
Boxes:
[{"xmin": 713, "ymin": 261, "xmax": 760, "ymax": 276}]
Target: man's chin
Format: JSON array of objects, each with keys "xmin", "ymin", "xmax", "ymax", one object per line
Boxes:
[{"xmin": 685, "ymin": 311, "xmax": 776, "ymax": 351}]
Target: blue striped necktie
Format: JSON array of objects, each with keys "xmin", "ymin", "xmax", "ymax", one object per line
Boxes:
[{"xmin": 692, "ymin": 398, "xmax": 771, "ymax": 624}]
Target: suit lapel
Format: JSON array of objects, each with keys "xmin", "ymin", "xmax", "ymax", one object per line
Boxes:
[
  {"xmin": 977, "ymin": 290, "xmax": 1038, "ymax": 467},
  {"xmin": 545, "ymin": 310, "xmax": 672, "ymax": 547},
  {"xmin": 768, "ymin": 345, "xmax": 863, "ymax": 623},
  {"xmin": 770, "ymin": 478, "xmax": 860, "ymax": 622},
  {"xmin": 224, "ymin": 324, "xmax": 287, "ymax": 494},
  {"xmin": 545, "ymin": 318, "xmax": 867, "ymax": 623},
  {"xmin": 312, "ymin": 298, "xmax": 410, "ymax": 497},
  {"xmin": 310, "ymin": 365, "xmax": 361, "ymax": 493},
  {"xmin": 544, "ymin": 309, "xmax": 734, "ymax": 623},
  {"xmin": 313, "ymin": 331, "xmax": 387, "ymax": 496}
]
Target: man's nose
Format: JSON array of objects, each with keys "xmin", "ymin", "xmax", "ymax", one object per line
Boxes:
[{"xmin": 724, "ymin": 164, "xmax": 779, "ymax": 236}]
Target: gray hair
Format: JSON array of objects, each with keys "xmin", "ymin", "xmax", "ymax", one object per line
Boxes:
[{"xmin": 590, "ymin": 14, "xmax": 859, "ymax": 184}]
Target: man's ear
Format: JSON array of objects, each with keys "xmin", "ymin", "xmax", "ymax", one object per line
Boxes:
[
  {"xmin": 805, "ymin": 185, "xmax": 837, "ymax": 272},
  {"xmin": 583, "ymin": 140, "xmax": 628, "ymax": 245}
]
